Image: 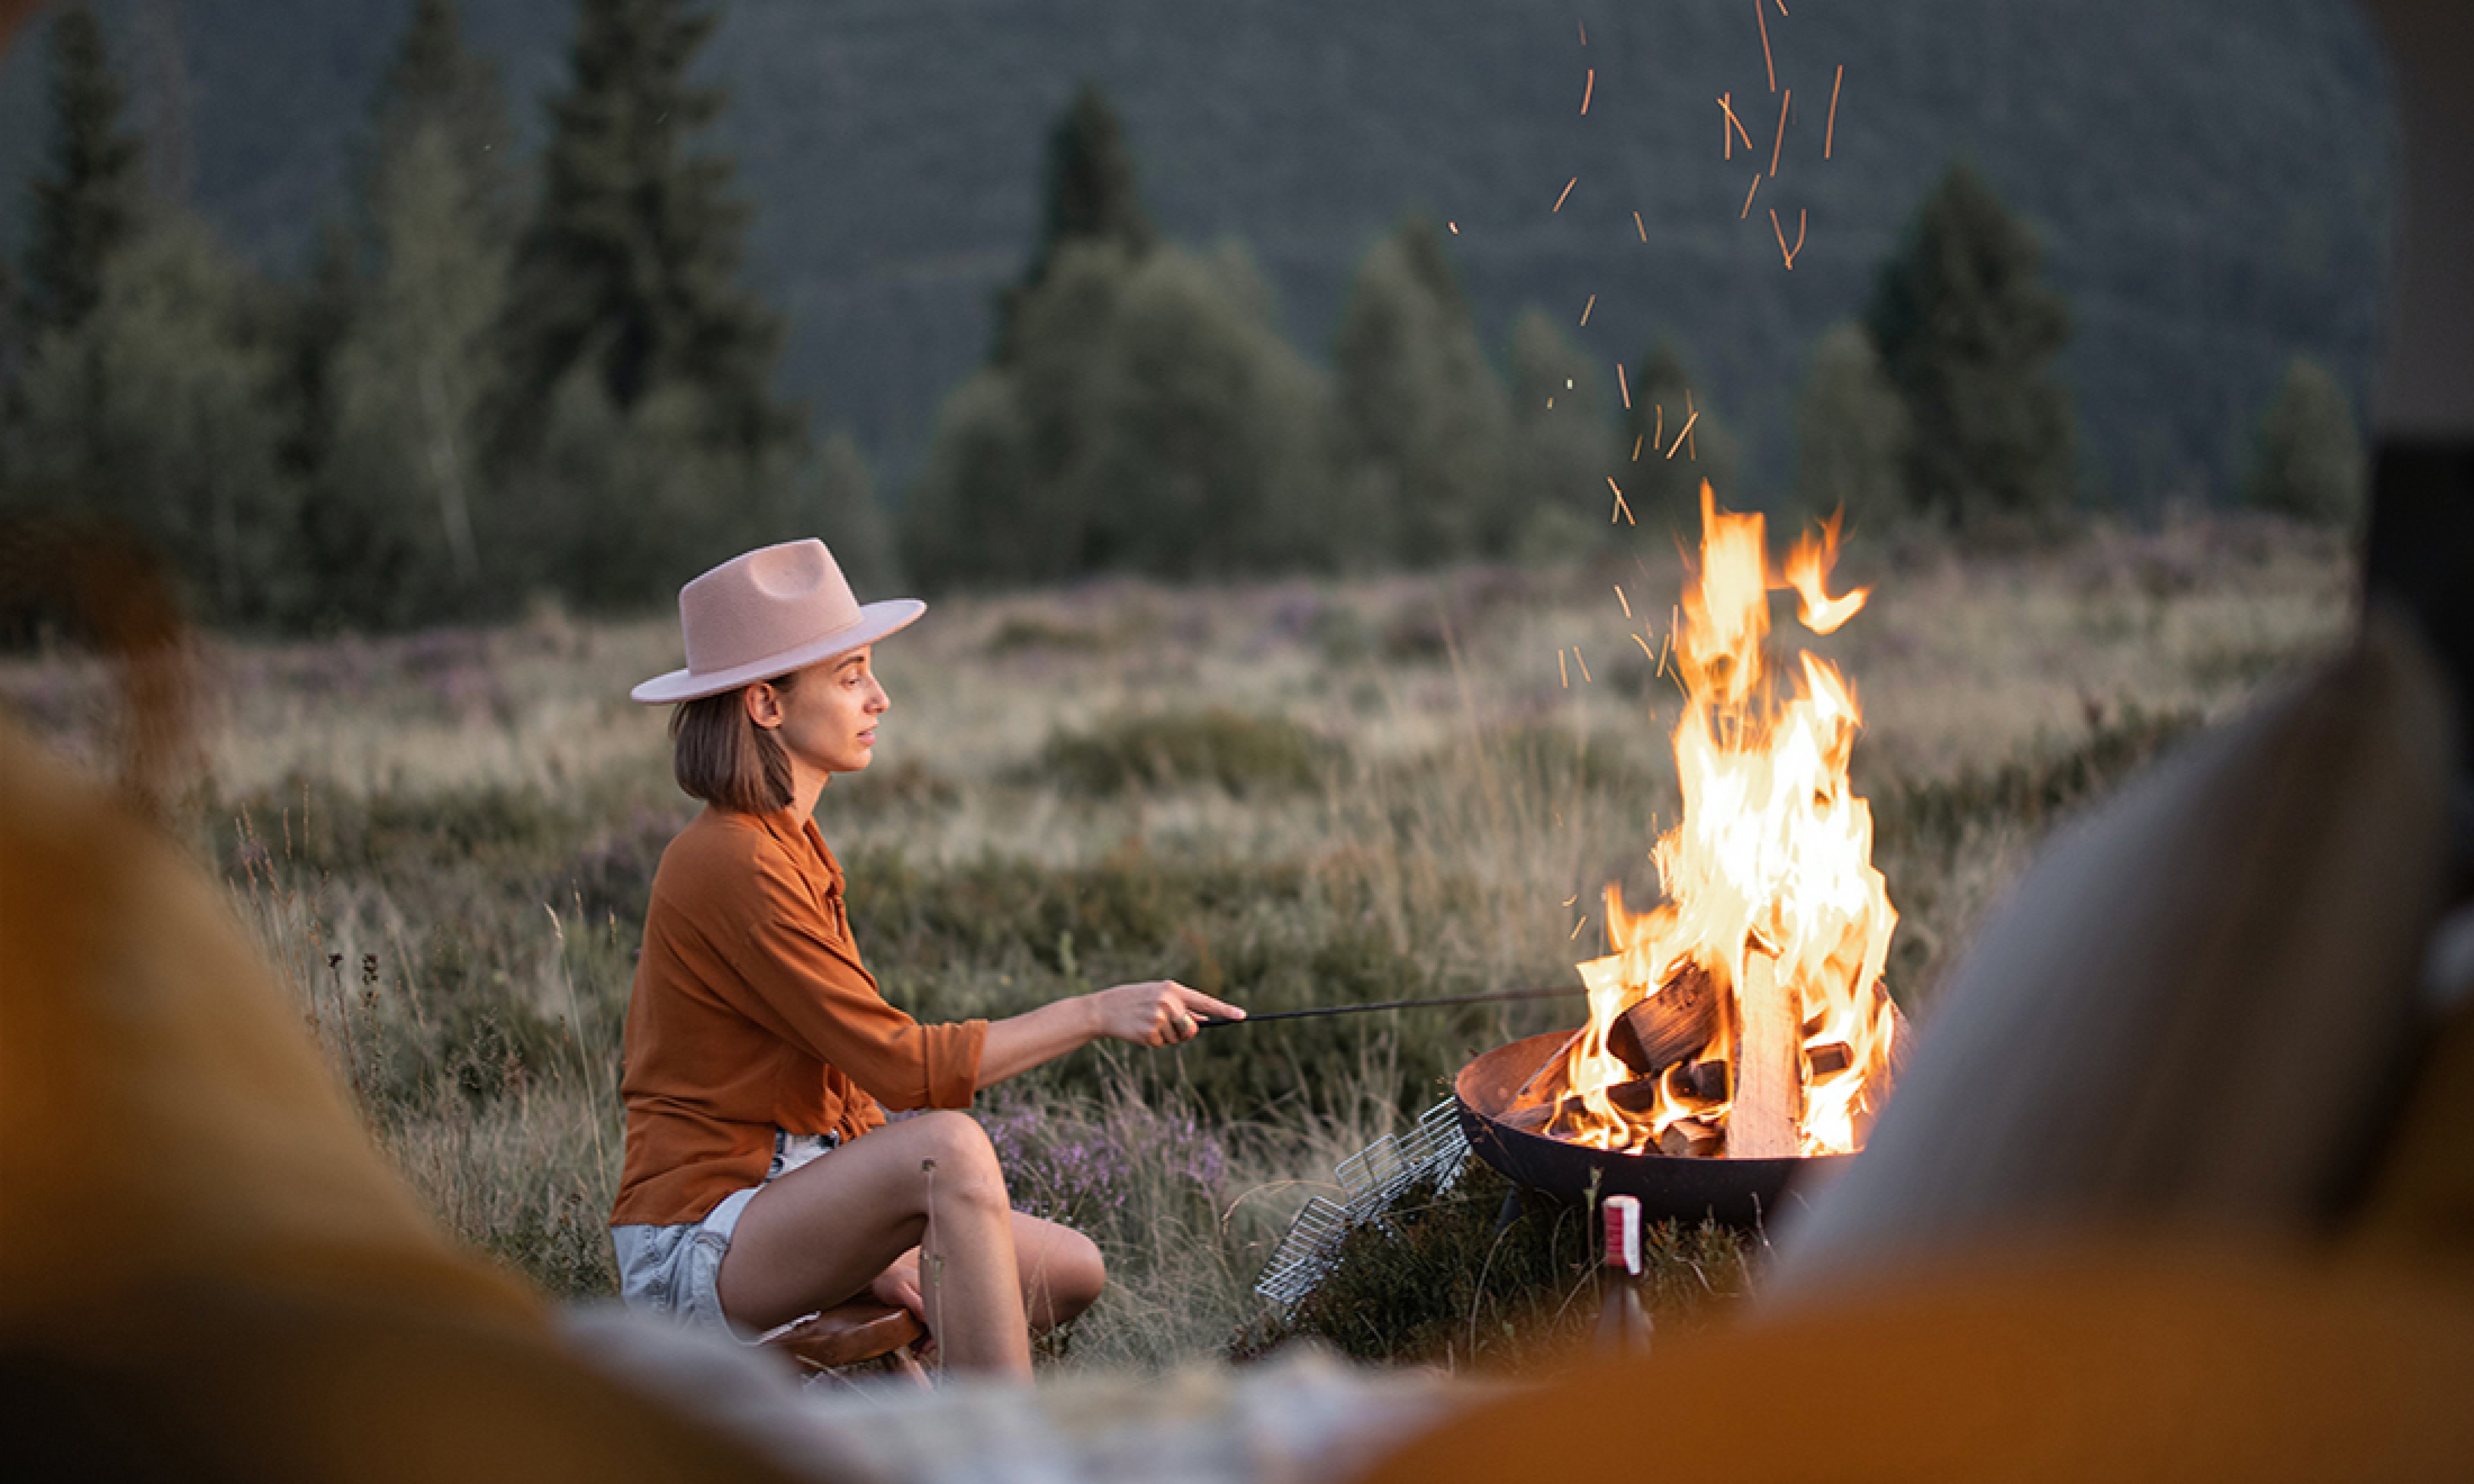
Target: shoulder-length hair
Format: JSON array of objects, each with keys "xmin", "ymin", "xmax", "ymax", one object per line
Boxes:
[{"xmin": 670, "ymin": 672, "xmax": 796, "ymax": 813}]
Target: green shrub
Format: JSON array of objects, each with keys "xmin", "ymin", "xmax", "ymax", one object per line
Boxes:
[{"xmin": 1033, "ymin": 709, "xmax": 1342, "ymax": 797}]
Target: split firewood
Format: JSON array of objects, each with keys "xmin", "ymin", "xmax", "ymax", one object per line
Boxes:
[
  {"xmin": 1660, "ymin": 1118, "xmax": 1723, "ymax": 1158},
  {"xmin": 1607, "ymin": 960, "xmax": 1720, "ymax": 1077},
  {"xmin": 1679, "ymin": 1059, "xmax": 1729, "ymax": 1102},
  {"xmin": 1730, "ymin": 950, "xmax": 1801, "ymax": 1158},
  {"xmin": 1550, "ymin": 1074, "xmax": 1665, "ymax": 1128}
]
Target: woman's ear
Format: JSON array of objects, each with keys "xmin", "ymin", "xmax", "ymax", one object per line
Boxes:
[{"xmin": 743, "ymin": 682, "xmax": 785, "ymax": 731}]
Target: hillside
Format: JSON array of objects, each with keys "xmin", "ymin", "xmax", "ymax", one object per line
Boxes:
[{"xmin": 0, "ymin": 0, "xmax": 2393, "ymax": 508}]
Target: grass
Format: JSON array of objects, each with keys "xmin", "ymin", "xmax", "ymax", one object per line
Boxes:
[{"xmin": 0, "ymin": 514, "xmax": 2357, "ymax": 1371}]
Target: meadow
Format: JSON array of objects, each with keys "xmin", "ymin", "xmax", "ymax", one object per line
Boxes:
[{"xmin": 0, "ymin": 513, "xmax": 2355, "ymax": 1371}]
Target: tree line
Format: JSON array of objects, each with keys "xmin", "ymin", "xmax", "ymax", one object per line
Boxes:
[{"xmin": 0, "ymin": 0, "xmax": 2367, "ymax": 634}]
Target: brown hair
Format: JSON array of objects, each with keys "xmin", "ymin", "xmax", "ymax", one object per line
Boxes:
[{"xmin": 669, "ymin": 671, "xmax": 797, "ymax": 813}]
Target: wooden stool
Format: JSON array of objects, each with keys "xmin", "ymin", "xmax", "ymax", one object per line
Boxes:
[{"xmin": 763, "ymin": 1298, "xmax": 929, "ymax": 1385}]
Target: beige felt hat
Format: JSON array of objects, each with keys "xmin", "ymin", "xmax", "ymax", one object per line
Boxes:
[{"xmin": 630, "ymin": 539, "xmax": 924, "ymax": 705}]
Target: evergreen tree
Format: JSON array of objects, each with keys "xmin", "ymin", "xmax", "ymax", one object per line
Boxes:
[
  {"xmin": 1504, "ymin": 308, "xmax": 1615, "ymax": 561},
  {"xmin": 22, "ymin": 2, "xmax": 145, "ymax": 337},
  {"xmin": 2245, "ymin": 355, "xmax": 2364, "ymax": 527},
  {"xmin": 1331, "ymin": 214, "xmax": 1509, "ymax": 567},
  {"xmin": 306, "ymin": 0, "xmax": 516, "ymax": 626},
  {"xmin": 907, "ymin": 240, "xmax": 1328, "ymax": 585},
  {"xmin": 12, "ymin": 217, "xmax": 302, "ymax": 627},
  {"xmin": 994, "ymin": 82, "xmax": 1156, "ymax": 362},
  {"xmin": 807, "ymin": 429, "xmax": 899, "ymax": 594},
  {"xmin": 1619, "ymin": 339, "xmax": 1742, "ymax": 537},
  {"xmin": 375, "ymin": 0, "xmax": 514, "ymax": 205},
  {"xmin": 1794, "ymin": 321, "xmax": 1910, "ymax": 527},
  {"xmin": 497, "ymin": 0, "xmax": 795, "ymax": 459},
  {"xmin": 1868, "ymin": 162, "xmax": 2076, "ymax": 530}
]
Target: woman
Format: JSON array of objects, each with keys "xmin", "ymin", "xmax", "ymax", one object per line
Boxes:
[{"xmin": 608, "ymin": 538, "xmax": 1241, "ymax": 1377}]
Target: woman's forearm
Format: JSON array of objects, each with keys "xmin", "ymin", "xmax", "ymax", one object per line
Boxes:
[{"xmin": 975, "ymin": 997, "xmax": 1103, "ymax": 1088}]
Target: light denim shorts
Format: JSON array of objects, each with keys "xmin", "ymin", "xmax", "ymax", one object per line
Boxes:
[{"xmin": 612, "ymin": 1128, "xmax": 839, "ymax": 1340}]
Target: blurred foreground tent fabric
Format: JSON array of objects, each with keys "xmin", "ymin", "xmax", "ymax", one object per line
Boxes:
[{"xmin": 0, "ymin": 714, "xmax": 838, "ymax": 1482}]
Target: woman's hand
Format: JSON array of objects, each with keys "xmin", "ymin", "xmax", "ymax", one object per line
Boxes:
[
  {"xmin": 1086, "ymin": 979, "xmax": 1246, "ymax": 1047},
  {"xmin": 978, "ymin": 980, "xmax": 1246, "ymax": 1087},
  {"xmin": 870, "ymin": 1247, "xmax": 925, "ymax": 1323}
]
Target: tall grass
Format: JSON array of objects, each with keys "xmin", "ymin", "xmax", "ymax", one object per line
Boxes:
[{"xmin": 0, "ymin": 517, "xmax": 2355, "ymax": 1370}]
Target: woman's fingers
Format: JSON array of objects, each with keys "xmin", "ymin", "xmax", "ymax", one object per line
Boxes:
[
  {"xmin": 1174, "ymin": 985, "xmax": 1246, "ymax": 1023},
  {"xmin": 1092, "ymin": 980, "xmax": 1237, "ymax": 1045}
]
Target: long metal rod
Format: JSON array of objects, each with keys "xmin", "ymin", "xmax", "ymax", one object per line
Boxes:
[{"xmin": 1196, "ymin": 984, "xmax": 1583, "ymax": 1029}]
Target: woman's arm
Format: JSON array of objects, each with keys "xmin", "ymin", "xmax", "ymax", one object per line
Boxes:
[{"xmin": 975, "ymin": 980, "xmax": 1245, "ymax": 1089}]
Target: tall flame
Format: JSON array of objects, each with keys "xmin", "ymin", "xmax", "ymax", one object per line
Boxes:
[{"xmin": 1552, "ymin": 484, "xmax": 1900, "ymax": 1158}]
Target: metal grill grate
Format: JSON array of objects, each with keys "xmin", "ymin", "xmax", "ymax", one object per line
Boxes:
[{"xmin": 1252, "ymin": 1100, "xmax": 1471, "ymax": 1311}]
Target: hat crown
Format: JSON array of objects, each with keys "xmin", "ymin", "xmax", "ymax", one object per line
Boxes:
[{"xmin": 679, "ymin": 539, "xmax": 861, "ymax": 678}]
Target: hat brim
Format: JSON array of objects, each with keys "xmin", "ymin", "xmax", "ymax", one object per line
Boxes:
[{"xmin": 629, "ymin": 598, "xmax": 926, "ymax": 705}]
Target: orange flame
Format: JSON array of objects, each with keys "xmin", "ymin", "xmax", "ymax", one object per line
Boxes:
[{"xmin": 1550, "ymin": 487, "xmax": 1899, "ymax": 1158}]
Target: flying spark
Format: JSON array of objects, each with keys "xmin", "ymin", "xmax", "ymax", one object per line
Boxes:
[
  {"xmin": 1667, "ymin": 410, "xmax": 1699, "ymax": 459},
  {"xmin": 1554, "ymin": 176, "xmax": 1578, "ymax": 213},
  {"xmin": 1741, "ymin": 173, "xmax": 1762, "ymax": 218},
  {"xmin": 1770, "ymin": 88, "xmax": 1791, "ymax": 176},
  {"xmin": 1581, "ymin": 68, "xmax": 1594, "ymax": 115},
  {"xmin": 1617, "ymin": 362, "xmax": 1631, "ymax": 408},
  {"xmin": 1581, "ymin": 293, "xmax": 1596, "ymax": 326},
  {"xmin": 1718, "ymin": 93, "xmax": 1754, "ymax": 156},
  {"xmin": 1755, "ymin": 0, "xmax": 1777, "ymax": 92},
  {"xmin": 1826, "ymin": 65, "xmax": 1843, "ymax": 159},
  {"xmin": 1771, "ymin": 207, "xmax": 1807, "ymax": 269}
]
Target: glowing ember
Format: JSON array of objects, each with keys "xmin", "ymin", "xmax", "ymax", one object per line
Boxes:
[{"xmin": 1548, "ymin": 483, "xmax": 1901, "ymax": 1159}]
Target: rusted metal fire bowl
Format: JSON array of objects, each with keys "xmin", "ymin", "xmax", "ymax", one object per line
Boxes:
[{"xmin": 1455, "ymin": 1030, "xmax": 1852, "ymax": 1228}]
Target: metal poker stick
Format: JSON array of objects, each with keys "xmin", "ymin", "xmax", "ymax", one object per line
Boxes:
[{"xmin": 1195, "ymin": 984, "xmax": 1583, "ymax": 1030}]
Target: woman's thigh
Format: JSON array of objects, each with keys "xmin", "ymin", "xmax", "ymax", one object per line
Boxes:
[{"xmin": 716, "ymin": 1113, "xmax": 993, "ymax": 1331}]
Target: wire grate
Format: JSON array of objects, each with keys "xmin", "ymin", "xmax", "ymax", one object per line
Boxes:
[{"xmin": 1252, "ymin": 1100, "xmax": 1471, "ymax": 1312}]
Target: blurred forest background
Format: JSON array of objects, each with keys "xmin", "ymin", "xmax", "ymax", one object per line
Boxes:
[{"xmin": 0, "ymin": 0, "xmax": 2383, "ymax": 629}]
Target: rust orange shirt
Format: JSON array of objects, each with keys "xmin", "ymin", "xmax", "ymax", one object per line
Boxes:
[{"xmin": 609, "ymin": 807, "xmax": 987, "ymax": 1226}]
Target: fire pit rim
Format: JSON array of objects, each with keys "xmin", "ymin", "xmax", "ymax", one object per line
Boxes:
[{"xmin": 1454, "ymin": 1028, "xmax": 1854, "ymax": 1228}]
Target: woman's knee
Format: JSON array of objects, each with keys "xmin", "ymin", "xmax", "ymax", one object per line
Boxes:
[{"xmin": 905, "ymin": 1112, "xmax": 1008, "ymax": 1207}]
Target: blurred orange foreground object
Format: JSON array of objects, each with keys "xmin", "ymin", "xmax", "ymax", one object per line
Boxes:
[
  {"xmin": 0, "ymin": 718, "xmax": 813, "ymax": 1484},
  {"xmin": 1353, "ymin": 1246, "xmax": 2474, "ymax": 1484}
]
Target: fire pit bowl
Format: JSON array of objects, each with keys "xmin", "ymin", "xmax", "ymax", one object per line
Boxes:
[{"xmin": 1455, "ymin": 1030, "xmax": 1852, "ymax": 1228}]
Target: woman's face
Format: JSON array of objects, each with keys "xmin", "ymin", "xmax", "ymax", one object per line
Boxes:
[{"xmin": 752, "ymin": 646, "xmax": 888, "ymax": 778}]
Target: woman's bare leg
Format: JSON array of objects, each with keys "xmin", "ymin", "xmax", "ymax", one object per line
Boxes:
[
  {"xmin": 716, "ymin": 1112, "xmax": 1031, "ymax": 1377},
  {"xmin": 1008, "ymin": 1211, "xmax": 1104, "ymax": 1335}
]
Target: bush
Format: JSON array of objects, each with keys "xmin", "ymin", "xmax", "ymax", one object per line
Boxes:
[
  {"xmin": 2245, "ymin": 356, "xmax": 2365, "ymax": 528},
  {"xmin": 1033, "ymin": 708, "xmax": 1343, "ymax": 797}
]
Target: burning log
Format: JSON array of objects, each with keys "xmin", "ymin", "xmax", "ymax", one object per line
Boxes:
[
  {"xmin": 1680, "ymin": 1059, "xmax": 1729, "ymax": 1102},
  {"xmin": 1729, "ymin": 950, "xmax": 1801, "ymax": 1159},
  {"xmin": 1606, "ymin": 961, "xmax": 1720, "ymax": 1077},
  {"xmin": 1659, "ymin": 1118, "xmax": 1723, "ymax": 1158}
]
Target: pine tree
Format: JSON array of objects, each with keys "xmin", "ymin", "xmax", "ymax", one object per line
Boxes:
[
  {"xmin": 807, "ymin": 429, "xmax": 899, "ymax": 594},
  {"xmin": 12, "ymin": 218, "xmax": 301, "ymax": 627},
  {"xmin": 23, "ymin": 2, "xmax": 146, "ymax": 337},
  {"xmin": 1331, "ymin": 214, "xmax": 1509, "ymax": 566},
  {"xmin": 993, "ymin": 82, "xmax": 1157, "ymax": 361},
  {"xmin": 2246, "ymin": 356, "xmax": 2364, "ymax": 527},
  {"xmin": 1795, "ymin": 321, "xmax": 1910, "ymax": 527},
  {"xmin": 1619, "ymin": 340, "xmax": 1742, "ymax": 537},
  {"xmin": 497, "ymin": 0, "xmax": 795, "ymax": 459},
  {"xmin": 306, "ymin": 0, "xmax": 517, "ymax": 625},
  {"xmin": 1868, "ymin": 162, "xmax": 2076, "ymax": 530}
]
